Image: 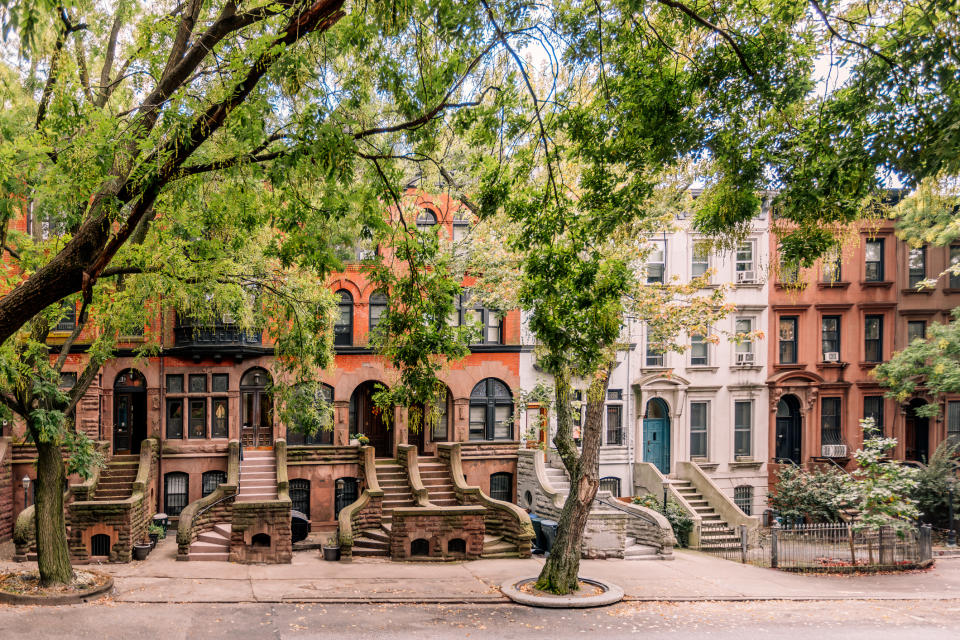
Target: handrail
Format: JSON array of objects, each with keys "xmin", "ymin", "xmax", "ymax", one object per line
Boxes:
[
  {"xmin": 397, "ymin": 444, "xmax": 430, "ymax": 506},
  {"xmin": 337, "ymin": 445, "xmax": 384, "ymax": 552},
  {"xmin": 439, "ymin": 442, "xmax": 534, "ymax": 548},
  {"xmin": 275, "ymin": 440, "xmax": 289, "ymax": 502},
  {"xmin": 529, "ymin": 449, "xmax": 567, "ymax": 510},
  {"xmin": 600, "ymin": 496, "xmax": 677, "ymax": 549},
  {"xmin": 676, "ymin": 461, "xmax": 760, "ymax": 533}
]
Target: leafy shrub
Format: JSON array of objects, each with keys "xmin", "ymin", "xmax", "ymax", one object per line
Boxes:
[
  {"xmin": 632, "ymin": 493, "xmax": 694, "ymax": 547},
  {"xmin": 768, "ymin": 464, "xmax": 847, "ymax": 523},
  {"xmin": 909, "ymin": 439, "xmax": 960, "ymax": 528}
]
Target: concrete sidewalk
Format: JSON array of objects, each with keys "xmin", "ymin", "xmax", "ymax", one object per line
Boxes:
[{"xmin": 3, "ymin": 539, "xmax": 959, "ymax": 603}]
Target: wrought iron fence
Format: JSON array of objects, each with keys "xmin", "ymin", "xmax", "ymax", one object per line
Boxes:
[{"xmin": 698, "ymin": 522, "xmax": 933, "ymax": 571}]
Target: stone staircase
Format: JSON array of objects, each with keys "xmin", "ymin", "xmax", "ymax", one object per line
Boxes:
[
  {"xmin": 237, "ymin": 449, "xmax": 277, "ymax": 502},
  {"xmin": 352, "ymin": 460, "xmax": 416, "ymax": 557},
  {"xmin": 418, "ymin": 457, "xmax": 458, "ymax": 506},
  {"xmin": 188, "ymin": 523, "xmax": 232, "ymax": 561},
  {"xmin": 543, "ymin": 459, "xmax": 661, "ymax": 560},
  {"xmin": 672, "ymin": 479, "xmax": 739, "ymax": 549},
  {"xmin": 91, "ymin": 454, "xmax": 139, "ymax": 501}
]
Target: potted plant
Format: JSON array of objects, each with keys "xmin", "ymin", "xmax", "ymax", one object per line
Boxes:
[
  {"xmin": 133, "ymin": 540, "xmax": 152, "ymax": 561},
  {"xmin": 148, "ymin": 523, "xmax": 164, "ymax": 548},
  {"xmin": 351, "ymin": 433, "xmax": 370, "ymax": 447},
  {"xmin": 322, "ymin": 534, "xmax": 341, "ymax": 561}
]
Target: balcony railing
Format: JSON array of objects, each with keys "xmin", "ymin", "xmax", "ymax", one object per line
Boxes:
[{"xmin": 171, "ymin": 319, "xmax": 263, "ymax": 357}]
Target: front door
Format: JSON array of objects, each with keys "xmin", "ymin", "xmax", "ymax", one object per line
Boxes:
[
  {"xmin": 906, "ymin": 400, "xmax": 930, "ymax": 462},
  {"xmin": 242, "ymin": 390, "xmax": 273, "ymax": 447},
  {"xmin": 353, "ymin": 382, "xmax": 391, "ymax": 457},
  {"xmin": 775, "ymin": 395, "xmax": 802, "ymax": 464},
  {"xmin": 114, "ymin": 393, "xmax": 132, "ymax": 454},
  {"xmin": 642, "ymin": 399, "xmax": 670, "ymax": 474},
  {"xmin": 408, "ymin": 405, "xmax": 427, "ymax": 455}
]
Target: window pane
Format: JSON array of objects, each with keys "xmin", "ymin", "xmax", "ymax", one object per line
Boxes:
[
  {"xmin": 690, "ymin": 402, "xmax": 707, "ymax": 458},
  {"xmin": 907, "ymin": 321, "xmax": 926, "ymax": 343},
  {"xmin": 189, "ymin": 374, "xmax": 206, "ymax": 393},
  {"xmin": 166, "ymin": 399, "xmax": 183, "ymax": 439},
  {"xmin": 212, "ymin": 398, "xmax": 229, "ymax": 438},
  {"xmin": 165, "ymin": 473, "xmax": 188, "ymax": 516},
  {"xmin": 494, "ymin": 404, "xmax": 512, "ymax": 440},
  {"xmin": 290, "ymin": 479, "xmax": 310, "ymax": 518},
  {"xmin": 821, "ymin": 397, "xmax": 842, "ymax": 445},
  {"xmin": 485, "ymin": 312, "xmax": 501, "ymax": 344},
  {"xmin": 166, "ymin": 375, "xmax": 184, "ymax": 394},
  {"xmin": 212, "ymin": 374, "xmax": 229, "ymax": 393},
  {"xmin": 948, "ymin": 401, "xmax": 960, "ymax": 445},
  {"xmin": 189, "ymin": 399, "xmax": 206, "ymax": 438},
  {"xmin": 863, "ymin": 396, "xmax": 884, "ymax": 435},
  {"xmin": 951, "ymin": 246, "xmax": 960, "ymax": 288},
  {"xmin": 822, "ymin": 248, "xmax": 841, "ymax": 282},
  {"xmin": 606, "ymin": 404, "xmax": 623, "ymax": 445},
  {"xmin": 734, "ymin": 401, "xmax": 752, "ymax": 457},
  {"xmin": 432, "ymin": 395, "xmax": 449, "ymax": 441},
  {"xmin": 691, "ymin": 335, "xmax": 708, "ymax": 365},
  {"xmin": 734, "ymin": 486, "xmax": 753, "ymax": 516},
  {"xmin": 202, "ymin": 471, "xmax": 227, "ymax": 497},
  {"xmin": 490, "ymin": 473, "xmax": 512, "ymax": 502},
  {"xmin": 822, "ymin": 316, "xmax": 840, "ymax": 355},
  {"xmin": 778, "ymin": 317, "xmax": 797, "ymax": 364},
  {"xmin": 646, "ymin": 240, "xmax": 665, "ymax": 283},
  {"xmin": 692, "ymin": 241, "xmax": 710, "ymax": 278},
  {"xmin": 469, "ymin": 406, "xmax": 486, "ymax": 440},
  {"xmin": 908, "ymin": 247, "xmax": 926, "ymax": 287}
]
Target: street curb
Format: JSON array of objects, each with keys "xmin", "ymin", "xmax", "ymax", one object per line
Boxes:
[{"xmin": 0, "ymin": 573, "xmax": 114, "ymax": 606}]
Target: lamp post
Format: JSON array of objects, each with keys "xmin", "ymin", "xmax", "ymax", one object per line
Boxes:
[{"xmin": 22, "ymin": 475, "xmax": 30, "ymax": 510}]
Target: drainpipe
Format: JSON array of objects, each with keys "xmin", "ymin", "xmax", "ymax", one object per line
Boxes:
[
  {"xmin": 158, "ymin": 300, "xmax": 166, "ymax": 515},
  {"xmin": 625, "ymin": 316, "xmax": 634, "ymax": 493}
]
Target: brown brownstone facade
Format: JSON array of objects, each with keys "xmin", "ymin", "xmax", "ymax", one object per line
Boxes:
[{"xmin": 389, "ymin": 506, "xmax": 486, "ymax": 560}]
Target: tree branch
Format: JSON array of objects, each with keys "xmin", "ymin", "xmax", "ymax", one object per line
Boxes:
[
  {"xmin": 95, "ymin": 11, "xmax": 124, "ymax": 107},
  {"xmin": 808, "ymin": 0, "xmax": 902, "ymax": 74},
  {"xmin": 53, "ymin": 298, "xmax": 89, "ymax": 374},
  {"xmin": 654, "ymin": 0, "xmax": 754, "ymax": 76}
]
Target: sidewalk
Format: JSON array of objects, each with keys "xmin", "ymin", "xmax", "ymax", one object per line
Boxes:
[{"xmin": 3, "ymin": 539, "xmax": 960, "ymax": 603}]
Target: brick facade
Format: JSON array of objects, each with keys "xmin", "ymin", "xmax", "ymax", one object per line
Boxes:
[{"xmin": 389, "ymin": 506, "xmax": 485, "ymax": 561}]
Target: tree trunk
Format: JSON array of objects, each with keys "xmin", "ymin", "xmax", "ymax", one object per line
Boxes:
[
  {"xmin": 34, "ymin": 438, "xmax": 73, "ymax": 586},
  {"xmin": 536, "ymin": 364, "xmax": 612, "ymax": 594}
]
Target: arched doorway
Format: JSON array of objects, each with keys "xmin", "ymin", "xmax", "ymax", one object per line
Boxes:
[
  {"xmin": 642, "ymin": 398, "xmax": 671, "ymax": 474},
  {"xmin": 240, "ymin": 368, "xmax": 273, "ymax": 447},
  {"xmin": 905, "ymin": 398, "xmax": 930, "ymax": 462},
  {"xmin": 408, "ymin": 387, "xmax": 452, "ymax": 455},
  {"xmin": 775, "ymin": 394, "xmax": 802, "ymax": 464},
  {"xmin": 350, "ymin": 381, "xmax": 391, "ymax": 457},
  {"xmin": 114, "ymin": 369, "xmax": 147, "ymax": 454}
]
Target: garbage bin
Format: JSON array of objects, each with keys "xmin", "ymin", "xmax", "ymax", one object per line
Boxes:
[
  {"xmin": 528, "ymin": 513, "xmax": 545, "ymax": 553},
  {"xmin": 153, "ymin": 513, "xmax": 169, "ymax": 537},
  {"xmin": 290, "ymin": 510, "xmax": 310, "ymax": 544},
  {"xmin": 540, "ymin": 519, "xmax": 558, "ymax": 553}
]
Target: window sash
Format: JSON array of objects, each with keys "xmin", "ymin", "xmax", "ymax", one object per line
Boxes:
[
  {"xmin": 692, "ymin": 241, "xmax": 710, "ymax": 278},
  {"xmin": 691, "ymin": 334, "xmax": 708, "ymax": 365},
  {"xmin": 202, "ymin": 471, "xmax": 227, "ymax": 497},
  {"xmin": 166, "ymin": 374, "xmax": 184, "ymax": 394},
  {"xmin": 948, "ymin": 401, "xmax": 960, "ymax": 444},
  {"xmin": 822, "ymin": 316, "xmax": 840, "ymax": 355},
  {"xmin": 863, "ymin": 396, "xmax": 884, "ymax": 435},
  {"xmin": 822, "ymin": 249, "xmax": 841, "ymax": 282},
  {"xmin": 489, "ymin": 473, "xmax": 512, "ymax": 502},
  {"xmin": 212, "ymin": 374, "xmax": 229, "ymax": 393},
  {"xmin": 733, "ymin": 401, "xmax": 752, "ymax": 457},
  {"xmin": 865, "ymin": 239, "xmax": 884, "ymax": 281},
  {"xmin": 646, "ymin": 240, "xmax": 665, "ymax": 283},
  {"xmin": 907, "ymin": 321, "xmax": 926, "ymax": 343},
  {"xmin": 821, "ymin": 397, "xmax": 842, "ymax": 444},
  {"xmin": 864, "ymin": 315, "xmax": 883, "ymax": 362},
  {"xmin": 166, "ymin": 399, "xmax": 184, "ymax": 439},
  {"xmin": 734, "ymin": 486, "xmax": 753, "ymax": 516},
  {"xmin": 735, "ymin": 242, "xmax": 754, "ymax": 273},
  {"xmin": 188, "ymin": 399, "xmax": 206, "ymax": 439},
  {"xmin": 951, "ymin": 246, "xmax": 960, "ymax": 288},
  {"xmin": 165, "ymin": 474, "xmax": 188, "ymax": 515},
  {"xmin": 212, "ymin": 398, "xmax": 229, "ymax": 438},
  {"xmin": 779, "ymin": 317, "xmax": 798, "ymax": 364},
  {"xmin": 908, "ymin": 247, "xmax": 926, "ymax": 287},
  {"xmin": 606, "ymin": 404, "xmax": 623, "ymax": 445},
  {"xmin": 690, "ymin": 402, "xmax": 708, "ymax": 458},
  {"xmin": 735, "ymin": 318, "xmax": 753, "ymax": 354}
]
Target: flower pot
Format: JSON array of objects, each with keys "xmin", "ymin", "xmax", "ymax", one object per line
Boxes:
[
  {"xmin": 322, "ymin": 545, "xmax": 341, "ymax": 561},
  {"xmin": 148, "ymin": 533, "xmax": 159, "ymax": 548},
  {"xmin": 133, "ymin": 543, "xmax": 151, "ymax": 561},
  {"xmin": 349, "ymin": 439, "xmax": 359, "ymax": 446}
]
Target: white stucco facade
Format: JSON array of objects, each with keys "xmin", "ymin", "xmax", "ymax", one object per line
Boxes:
[{"xmin": 519, "ymin": 207, "xmax": 770, "ymax": 517}]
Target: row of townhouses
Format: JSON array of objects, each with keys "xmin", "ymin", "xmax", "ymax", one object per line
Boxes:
[{"xmin": 1, "ymin": 195, "xmax": 957, "ymax": 563}]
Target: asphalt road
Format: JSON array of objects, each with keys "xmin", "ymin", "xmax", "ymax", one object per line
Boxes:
[{"xmin": 1, "ymin": 599, "xmax": 958, "ymax": 639}]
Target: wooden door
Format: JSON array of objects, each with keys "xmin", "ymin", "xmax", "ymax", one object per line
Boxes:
[
  {"xmin": 114, "ymin": 393, "xmax": 132, "ymax": 454},
  {"xmin": 643, "ymin": 417, "xmax": 669, "ymax": 474},
  {"xmin": 242, "ymin": 389, "xmax": 274, "ymax": 448},
  {"xmin": 357, "ymin": 383, "xmax": 391, "ymax": 458}
]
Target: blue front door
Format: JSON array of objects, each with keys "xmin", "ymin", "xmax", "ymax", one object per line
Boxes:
[{"xmin": 643, "ymin": 418, "xmax": 670, "ymax": 474}]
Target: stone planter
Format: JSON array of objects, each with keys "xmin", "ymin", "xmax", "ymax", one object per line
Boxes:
[{"xmin": 501, "ymin": 577, "xmax": 624, "ymax": 608}]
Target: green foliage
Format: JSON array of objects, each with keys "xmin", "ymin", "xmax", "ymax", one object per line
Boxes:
[
  {"xmin": 841, "ymin": 421, "xmax": 920, "ymax": 533},
  {"xmin": 909, "ymin": 439, "xmax": 960, "ymax": 528},
  {"xmin": 769, "ymin": 464, "xmax": 848, "ymax": 524},
  {"xmin": 632, "ymin": 493, "xmax": 694, "ymax": 548}
]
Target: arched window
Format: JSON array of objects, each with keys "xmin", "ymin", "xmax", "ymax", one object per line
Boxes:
[
  {"xmin": 201, "ymin": 470, "xmax": 227, "ymax": 497},
  {"xmin": 287, "ymin": 383, "xmax": 334, "ymax": 446},
  {"xmin": 489, "ymin": 472, "xmax": 513, "ymax": 502},
  {"xmin": 469, "ymin": 378, "xmax": 513, "ymax": 441},
  {"xmin": 416, "ymin": 209, "xmax": 437, "ymax": 231},
  {"xmin": 599, "ymin": 476, "xmax": 622, "ymax": 497},
  {"xmin": 164, "ymin": 472, "xmax": 189, "ymax": 516},
  {"xmin": 334, "ymin": 289, "xmax": 353, "ymax": 346},
  {"xmin": 290, "ymin": 479, "xmax": 310, "ymax": 518},
  {"xmin": 335, "ymin": 477, "xmax": 359, "ymax": 518},
  {"xmin": 369, "ymin": 291, "xmax": 388, "ymax": 333}
]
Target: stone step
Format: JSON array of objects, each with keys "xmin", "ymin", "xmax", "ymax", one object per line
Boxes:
[
  {"xmin": 353, "ymin": 546, "xmax": 389, "ymax": 557},
  {"xmin": 430, "ymin": 499, "xmax": 459, "ymax": 506},
  {"xmin": 364, "ymin": 529, "xmax": 390, "ymax": 543},
  {"xmin": 354, "ymin": 536, "xmax": 390, "ymax": 550},
  {"xmin": 190, "ymin": 540, "xmax": 229, "ymax": 553},
  {"xmin": 189, "ymin": 551, "xmax": 230, "ymax": 561},
  {"xmin": 382, "ymin": 499, "xmax": 416, "ymax": 508},
  {"xmin": 212, "ymin": 523, "xmax": 232, "ymax": 538},
  {"xmin": 624, "ymin": 544, "xmax": 658, "ymax": 558},
  {"xmin": 198, "ymin": 529, "xmax": 230, "ymax": 545}
]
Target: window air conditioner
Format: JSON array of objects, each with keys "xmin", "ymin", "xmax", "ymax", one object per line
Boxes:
[
  {"xmin": 736, "ymin": 352, "xmax": 755, "ymax": 365},
  {"xmin": 821, "ymin": 444, "xmax": 847, "ymax": 458},
  {"xmin": 824, "ymin": 351, "xmax": 840, "ymax": 362},
  {"xmin": 736, "ymin": 270, "xmax": 756, "ymax": 284}
]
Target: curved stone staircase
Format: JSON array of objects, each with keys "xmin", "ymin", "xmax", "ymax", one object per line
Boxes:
[
  {"xmin": 672, "ymin": 479, "xmax": 739, "ymax": 550},
  {"xmin": 352, "ymin": 460, "xmax": 415, "ymax": 557},
  {"xmin": 91, "ymin": 454, "xmax": 139, "ymax": 500}
]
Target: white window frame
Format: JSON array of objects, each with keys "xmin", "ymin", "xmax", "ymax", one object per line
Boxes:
[
  {"xmin": 734, "ymin": 317, "xmax": 755, "ymax": 365},
  {"xmin": 645, "ymin": 329, "xmax": 664, "ymax": 367},
  {"xmin": 735, "ymin": 241, "xmax": 756, "ymax": 282},
  {"xmin": 691, "ymin": 239, "xmax": 710, "ymax": 280},
  {"xmin": 690, "ymin": 331, "xmax": 710, "ymax": 366},
  {"xmin": 733, "ymin": 399, "xmax": 753, "ymax": 459},
  {"xmin": 646, "ymin": 239, "xmax": 666, "ymax": 283},
  {"xmin": 689, "ymin": 400, "xmax": 709, "ymax": 459}
]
